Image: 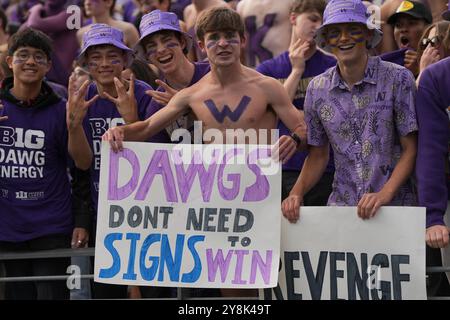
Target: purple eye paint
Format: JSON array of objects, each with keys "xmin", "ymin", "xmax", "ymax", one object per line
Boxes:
[
  {"xmin": 111, "ymin": 60, "xmax": 122, "ymax": 65},
  {"xmin": 206, "ymin": 40, "xmax": 217, "ymax": 49},
  {"xmin": 166, "ymin": 42, "xmax": 179, "ymax": 48}
]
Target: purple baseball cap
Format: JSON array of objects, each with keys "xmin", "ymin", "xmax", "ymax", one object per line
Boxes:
[
  {"xmin": 443, "ymin": 0, "xmax": 450, "ymax": 20},
  {"xmin": 315, "ymin": 0, "xmax": 383, "ymax": 53},
  {"xmin": 77, "ymin": 24, "xmax": 134, "ymax": 68},
  {"xmin": 135, "ymin": 10, "xmax": 193, "ymax": 60}
]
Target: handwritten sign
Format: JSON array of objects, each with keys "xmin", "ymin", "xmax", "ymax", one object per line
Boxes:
[
  {"xmin": 94, "ymin": 142, "xmax": 281, "ymax": 288},
  {"xmin": 261, "ymin": 207, "xmax": 426, "ymax": 300}
]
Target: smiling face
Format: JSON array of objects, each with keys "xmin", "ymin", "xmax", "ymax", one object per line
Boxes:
[
  {"xmin": 142, "ymin": 30, "xmax": 185, "ymax": 75},
  {"xmin": 85, "ymin": 45, "xmax": 126, "ymax": 86},
  {"xmin": 6, "ymin": 46, "xmax": 51, "ymax": 85},
  {"xmin": 393, "ymin": 15, "xmax": 427, "ymax": 50},
  {"xmin": 200, "ymin": 30, "xmax": 244, "ymax": 68},
  {"xmin": 325, "ymin": 23, "xmax": 371, "ymax": 64}
]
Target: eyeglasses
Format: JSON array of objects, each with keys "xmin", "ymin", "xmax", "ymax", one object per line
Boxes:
[
  {"xmin": 420, "ymin": 36, "xmax": 441, "ymax": 50},
  {"xmin": 13, "ymin": 50, "xmax": 48, "ymax": 65}
]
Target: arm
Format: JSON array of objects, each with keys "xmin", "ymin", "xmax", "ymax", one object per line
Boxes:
[
  {"xmin": 281, "ymin": 144, "xmax": 329, "ymax": 223},
  {"xmin": 416, "ymin": 66, "xmax": 450, "ymax": 248},
  {"xmin": 67, "ymin": 76, "xmax": 99, "ymax": 170},
  {"xmin": 103, "ymin": 89, "xmax": 191, "ymax": 151},
  {"xmin": 267, "ymin": 78, "xmax": 307, "ymax": 148},
  {"xmin": 357, "ymin": 133, "xmax": 417, "ymax": 219},
  {"xmin": 377, "ymin": 0, "xmax": 402, "ymax": 54},
  {"xmin": 358, "ymin": 69, "xmax": 418, "ymax": 219},
  {"xmin": 27, "ymin": 5, "xmax": 73, "ymax": 34},
  {"xmin": 283, "ymin": 37, "xmax": 310, "ymax": 101},
  {"xmin": 125, "ymin": 24, "xmax": 140, "ymax": 48},
  {"xmin": 70, "ymin": 167, "xmax": 91, "ymax": 248}
]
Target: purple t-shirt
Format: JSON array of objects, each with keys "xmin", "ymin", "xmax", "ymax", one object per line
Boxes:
[
  {"xmin": 380, "ymin": 48, "xmax": 409, "ymax": 67},
  {"xmin": 305, "ymin": 56, "xmax": 418, "ymax": 206},
  {"xmin": 170, "ymin": 0, "xmax": 192, "ymax": 20},
  {"xmin": 0, "ymin": 81, "xmax": 72, "ymax": 242},
  {"xmin": 147, "ymin": 61, "xmax": 211, "ymax": 142},
  {"xmin": 83, "ymin": 79, "xmax": 152, "ymax": 214},
  {"xmin": 257, "ymin": 50, "xmax": 336, "ymax": 172},
  {"xmin": 415, "ymin": 57, "xmax": 450, "ymax": 227}
]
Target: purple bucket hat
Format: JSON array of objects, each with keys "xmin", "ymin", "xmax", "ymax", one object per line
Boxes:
[
  {"xmin": 135, "ymin": 10, "xmax": 193, "ymax": 60},
  {"xmin": 315, "ymin": 0, "xmax": 383, "ymax": 53},
  {"xmin": 77, "ymin": 24, "xmax": 134, "ymax": 68},
  {"xmin": 443, "ymin": 0, "xmax": 450, "ymax": 21}
]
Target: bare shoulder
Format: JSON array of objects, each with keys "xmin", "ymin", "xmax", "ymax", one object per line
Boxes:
[
  {"xmin": 236, "ymin": 0, "xmax": 248, "ymax": 13},
  {"xmin": 76, "ymin": 26, "xmax": 87, "ymax": 44},
  {"xmin": 247, "ymin": 68, "xmax": 283, "ymax": 90},
  {"xmin": 112, "ymin": 20, "xmax": 138, "ymax": 33}
]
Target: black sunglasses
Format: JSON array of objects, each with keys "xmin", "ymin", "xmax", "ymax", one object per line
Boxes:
[{"xmin": 420, "ymin": 36, "xmax": 441, "ymax": 50}]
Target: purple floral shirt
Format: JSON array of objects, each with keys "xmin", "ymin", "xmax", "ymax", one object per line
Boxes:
[{"xmin": 305, "ymin": 56, "xmax": 418, "ymax": 206}]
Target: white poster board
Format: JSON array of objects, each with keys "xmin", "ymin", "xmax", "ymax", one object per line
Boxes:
[
  {"xmin": 94, "ymin": 142, "xmax": 281, "ymax": 288},
  {"xmin": 261, "ymin": 207, "xmax": 426, "ymax": 300}
]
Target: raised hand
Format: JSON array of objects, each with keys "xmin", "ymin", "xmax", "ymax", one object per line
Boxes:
[
  {"xmin": 404, "ymin": 50, "xmax": 419, "ymax": 77},
  {"xmin": 146, "ymin": 79, "xmax": 178, "ymax": 106},
  {"xmin": 102, "ymin": 74, "xmax": 138, "ymax": 124},
  {"xmin": 419, "ymin": 45, "xmax": 441, "ymax": 72},
  {"xmin": 288, "ymin": 37, "xmax": 311, "ymax": 74},
  {"xmin": 67, "ymin": 73, "xmax": 98, "ymax": 131}
]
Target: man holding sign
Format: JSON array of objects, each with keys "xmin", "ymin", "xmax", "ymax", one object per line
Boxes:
[
  {"xmin": 282, "ymin": 0, "xmax": 418, "ymax": 221},
  {"xmin": 103, "ymin": 7, "xmax": 307, "ymax": 296},
  {"xmin": 103, "ymin": 7, "xmax": 307, "ymax": 168}
]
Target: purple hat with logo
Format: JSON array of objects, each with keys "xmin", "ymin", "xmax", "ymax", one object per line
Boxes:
[
  {"xmin": 77, "ymin": 24, "xmax": 134, "ymax": 67},
  {"xmin": 443, "ymin": 0, "xmax": 450, "ymax": 21},
  {"xmin": 135, "ymin": 10, "xmax": 193, "ymax": 60},
  {"xmin": 315, "ymin": 0, "xmax": 383, "ymax": 53}
]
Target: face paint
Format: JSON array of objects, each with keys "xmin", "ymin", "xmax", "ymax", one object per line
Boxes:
[
  {"xmin": 206, "ymin": 40, "xmax": 218, "ymax": 49},
  {"xmin": 327, "ymin": 25, "xmax": 366, "ymax": 49},
  {"xmin": 88, "ymin": 62, "xmax": 99, "ymax": 68},
  {"xmin": 204, "ymin": 96, "xmax": 251, "ymax": 123},
  {"xmin": 111, "ymin": 60, "xmax": 122, "ymax": 65},
  {"xmin": 165, "ymin": 42, "xmax": 179, "ymax": 49},
  {"xmin": 206, "ymin": 39, "xmax": 240, "ymax": 49},
  {"xmin": 350, "ymin": 29, "xmax": 365, "ymax": 43}
]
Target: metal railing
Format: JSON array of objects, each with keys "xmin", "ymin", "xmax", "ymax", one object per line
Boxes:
[{"xmin": 0, "ymin": 248, "xmax": 448, "ymax": 300}]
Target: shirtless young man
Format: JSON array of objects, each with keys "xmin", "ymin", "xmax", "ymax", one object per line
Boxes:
[
  {"xmin": 104, "ymin": 6, "xmax": 306, "ymax": 157},
  {"xmin": 78, "ymin": 0, "xmax": 140, "ymax": 48},
  {"xmin": 237, "ymin": 0, "xmax": 292, "ymax": 67},
  {"xmin": 103, "ymin": 6, "xmax": 307, "ymax": 296}
]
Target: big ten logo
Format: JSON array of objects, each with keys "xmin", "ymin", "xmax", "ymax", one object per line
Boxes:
[
  {"xmin": 89, "ymin": 118, "xmax": 124, "ymax": 139},
  {"xmin": 0, "ymin": 127, "xmax": 45, "ymax": 150}
]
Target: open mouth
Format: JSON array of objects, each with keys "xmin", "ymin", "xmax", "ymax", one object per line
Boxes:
[
  {"xmin": 158, "ymin": 54, "xmax": 174, "ymax": 65},
  {"xmin": 400, "ymin": 36, "xmax": 410, "ymax": 48},
  {"xmin": 23, "ymin": 69, "xmax": 38, "ymax": 74},
  {"xmin": 218, "ymin": 51, "xmax": 232, "ymax": 56}
]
